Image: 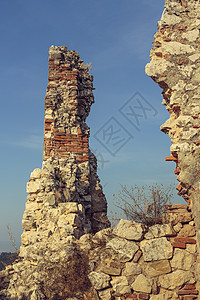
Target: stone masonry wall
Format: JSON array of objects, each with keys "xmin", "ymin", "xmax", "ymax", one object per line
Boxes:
[
  {"xmin": 81, "ymin": 204, "xmax": 198, "ymax": 300},
  {"xmin": 1, "ymin": 204, "xmax": 198, "ymax": 299},
  {"xmin": 145, "ymin": 0, "xmax": 200, "ymax": 293}
]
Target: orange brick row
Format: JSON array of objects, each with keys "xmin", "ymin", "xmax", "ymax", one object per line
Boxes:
[{"xmin": 43, "ymin": 131, "xmax": 89, "ymax": 162}]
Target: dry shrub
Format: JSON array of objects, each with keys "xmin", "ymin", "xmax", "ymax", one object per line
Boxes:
[
  {"xmin": 6, "ymin": 225, "xmax": 19, "ymax": 254},
  {"xmin": 40, "ymin": 247, "xmax": 91, "ymax": 299},
  {"xmin": 113, "ymin": 183, "xmax": 174, "ymax": 226}
]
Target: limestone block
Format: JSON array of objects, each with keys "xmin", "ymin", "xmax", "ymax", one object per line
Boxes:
[
  {"xmin": 150, "ymin": 294, "xmax": 177, "ymax": 300},
  {"xmin": 189, "ymin": 53, "xmax": 200, "ymax": 62},
  {"xmin": 159, "ymin": 270, "xmax": 195, "ymax": 290},
  {"xmin": 178, "ymin": 65, "xmax": 194, "ymax": 78},
  {"xmin": 148, "ymin": 224, "xmax": 175, "ymax": 238},
  {"xmin": 163, "ymin": 212, "xmax": 193, "ymax": 225},
  {"xmin": 111, "ymin": 276, "xmax": 131, "ymax": 295},
  {"xmin": 180, "ymin": 128, "xmax": 198, "ymax": 140},
  {"xmin": 100, "ymin": 260, "xmax": 123, "ymax": 276},
  {"xmin": 58, "ymin": 225, "xmax": 79, "ymax": 237},
  {"xmin": 98, "ymin": 288, "xmax": 112, "ymax": 300},
  {"xmin": 170, "ymin": 142, "xmax": 193, "ymax": 155},
  {"xmin": 173, "ymin": 222, "xmax": 182, "ymax": 233},
  {"xmin": 140, "ymin": 237, "xmax": 173, "ymax": 261},
  {"xmin": 25, "ymin": 201, "xmax": 41, "ymax": 211},
  {"xmin": 185, "ymin": 83, "xmax": 197, "ymax": 91},
  {"xmin": 177, "ymin": 224, "xmax": 196, "ymax": 237},
  {"xmin": 186, "ymin": 243, "xmax": 197, "ymax": 253},
  {"xmin": 160, "ymin": 11, "xmax": 181, "ymax": 25},
  {"xmin": 144, "ymin": 231, "xmax": 154, "ymax": 239},
  {"xmin": 143, "ymin": 260, "xmax": 171, "ymax": 277},
  {"xmin": 26, "ymin": 181, "xmax": 43, "ymax": 194},
  {"xmin": 65, "ymin": 213, "xmax": 81, "ymax": 227},
  {"xmin": 106, "ymin": 237, "xmax": 139, "ymax": 262},
  {"xmin": 22, "ymin": 219, "xmax": 35, "ymax": 231},
  {"xmin": 192, "ymin": 67, "xmax": 200, "ymax": 83},
  {"xmin": 58, "ymin": 202, "xmax": 80, "ymax": 214},
  {"xmin": 78, "ymin": 233, "xmax": 93, "ymax": 251},
  {"xmin": 30, "ymin": 168, "xmax": 42, "ymax": 179},
  {"xmin": 176, "ymin": 116, "xmax": 193, "ymax": 128},
  {"xmin": 46, "ymin": 193, "xmax": 56, "ymax": 205},
  {"xmin": 150, "ymin": 296, "xmax": 166, "ymax": 300},
  {"xmin": 182, "ymin": 29, "xmax": 199, "ymax": 42},
  {"xmin": 21, "ymin": 231, "xmax": 39, "ymax": 246},
  {"xmin": 30, "ymin": 289, "xmax": 45, "ymax": 300},
  {"xmin": 160, "ymin": 118, "xmax": 176, "ymax": 133},
  {"xmin": 145, "ymin": 60, "xmax": 173, "ymax": 78},
  {"xmin": 113, "ymin": 219, "xmax": 144, "ymax": 241},
  {"xmin": 131, "ymin": 274, "xmax": 152, "ymax": 293},
  {"xmin": 162, "ymin": 42, "xmax": 195, "ymax": 55},
  {"xmin": 88, "ymin": 271, "xmax": 110, "ymax": 290},
  {"xmin": 122, "ymin": 262, "xmax": 142, "ymax": 277},
  {"xmin": 170, "ymin": 248, "xmax": 194, "ymax": 271},
  {"xmin": 92, "ymin": 228, "xmax": 113, "ymax": 244}
]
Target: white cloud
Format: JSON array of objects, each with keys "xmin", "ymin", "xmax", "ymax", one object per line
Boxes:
[{"xmin": 4, "ymin": 134, "xmax": 43, "ymax": 150}]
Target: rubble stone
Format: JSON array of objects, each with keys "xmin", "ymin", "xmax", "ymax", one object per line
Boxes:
[{"xmin": 140, "ymin": 237, "xmax": 173, "ymax": 261}]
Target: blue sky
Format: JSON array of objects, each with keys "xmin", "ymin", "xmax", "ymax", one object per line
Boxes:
[{"xmin": 0, "ymin": 0, "xmax": 182, "ymax": 252}]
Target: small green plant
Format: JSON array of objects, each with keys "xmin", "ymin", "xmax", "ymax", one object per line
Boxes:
[{"xmin": 113, "ymin": 183, "xmax": 174, "ymax": 226}]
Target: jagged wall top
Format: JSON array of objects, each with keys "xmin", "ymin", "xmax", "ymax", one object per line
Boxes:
[{"xmin": 44, "ymin": 46, "xmax": 94, "ymax": 162}]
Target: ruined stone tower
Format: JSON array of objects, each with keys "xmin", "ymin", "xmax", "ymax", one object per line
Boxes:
[
  {"xmin": 25, "ymin": 46, "xmax": 109, "ymax": 236},
  {"xmin": 2, "ymin": 46, "xmax": 110, "ymax": 299}
]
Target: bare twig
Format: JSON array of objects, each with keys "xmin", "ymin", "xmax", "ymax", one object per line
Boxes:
[
  {"xmin": 113, "ymin": 183, "xmax": 174, "ymax": 226},
  {"xmin": 6, "ymin": 225, "xmax": 19, "ymax": 254}
]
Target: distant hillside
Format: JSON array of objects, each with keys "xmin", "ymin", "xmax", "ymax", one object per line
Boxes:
[{"xmin": 0, "ymin": 252, "xmax": 18, "ymax": 271}]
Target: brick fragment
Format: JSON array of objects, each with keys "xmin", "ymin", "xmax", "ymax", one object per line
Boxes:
[
  {"xmin": 173, "ymin": 242, "xmax": 186, "ymax": 249},
  {"xmin": 165, "ymin": 155, "xmax": 178, "ymax": 162},
  {"xmin": 178, "ymin": 290, "xmax": 198, "ymax": 295},
  {"xmin": 122, "ymin": 294, "xmax": 137, "ymax": 299},
  {"xmin": 183, "ymin": 285, "xmax": 197, "ymax": 290},
  {"xmin": 139, "ymin": 293, "xmax": 149, "ymax": 300},
  {"xmin": 182, "ymin": 297, "xmax": 198, "ymax": 300},
  {"xmin": 132, "ymin": 250, "xmax": 142, "ymax": 263},
  {"xmin": 174, "ymin": 238, "xmax": 196, "ymax": 244}
]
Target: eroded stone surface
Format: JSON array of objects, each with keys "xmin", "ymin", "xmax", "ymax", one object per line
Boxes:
[
  {"xmin": 143, "ymin": 260, "xmax": 171, "ymax": 278},
  {"xmin": 88, "ymin": 271, "xmax": 110, "ymax": 290},
  {"xmin": 140, "ymin": 237, "xmax": 173, "ymax": 261},
  {"xmin": 111, "ymin": 276, "xmax": 131, "ymax": 295},
  {"xmin": 113, "ymin": 219, "xmax": 144, "ymax": 241},
  {"xmin": 159, "ymin": 270, "xmax": 195, "ymax": 290},
  {"xmin": 131, "ymin": 274, "xmax": 152, "ymax": 294},
  {"xmin": 106, "ymin": 237, "xmax": 139, "ymax": 262},
  {"xmin": 170, "ymin": 248, "xmax": 194, "ymax": 271}
]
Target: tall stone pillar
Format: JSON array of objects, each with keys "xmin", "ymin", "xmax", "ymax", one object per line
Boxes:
[
  {"xmin": 25, "ymin": 46, "xmax": 109, "ymax": 237},
  {"xmin": 145, "ymin": 0, "xmax": 200, "ymax": 293},
  {"xmin": 4, "ymin": 46, "xmax": 110, "ymax": 299}
]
